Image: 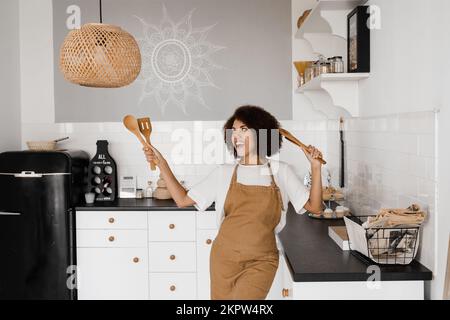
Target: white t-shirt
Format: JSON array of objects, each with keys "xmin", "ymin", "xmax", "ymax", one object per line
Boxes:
[{"xmin": 187, "ymin": 160, "xmax": 310, "ymax": 234}]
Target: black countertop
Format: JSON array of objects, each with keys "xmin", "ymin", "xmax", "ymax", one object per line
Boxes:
[
  {"xmin": 278, "ymin": 204, "xmax": 433, "ymax": 282},
  {"xmin": 75, "ymin": 198, "xmax": 432, "ymax": 282},
  {"xmin": 75, "ymin": 198, "xmax": 215, "ymax": 211}
]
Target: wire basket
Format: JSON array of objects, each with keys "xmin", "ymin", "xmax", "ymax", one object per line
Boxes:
[{"xmin": 345, "ymin": 215, "xmax": 420, "ymax": 265}]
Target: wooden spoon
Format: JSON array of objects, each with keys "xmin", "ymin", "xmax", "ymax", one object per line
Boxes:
[
  {"xmin": 137, "ymin": 117, "xmax": 156, "ymax": 171},
  {"xmin": 279, "ymin": 128, "xmax": 326, "ymax": 165},
  {"xmin": 123, "ymin": 115, "xmax": 157, "ymax": 170}
]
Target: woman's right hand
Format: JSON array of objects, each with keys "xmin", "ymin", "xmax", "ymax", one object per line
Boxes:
[{"xmin": 143, "ymin": 144, "xmax": 165, "ymax": 167}]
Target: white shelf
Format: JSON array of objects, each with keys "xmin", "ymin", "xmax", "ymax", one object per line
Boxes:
[
  {"xmin": 296, "ymin": 73, "xmax": 369, "ymax": 93},
  {"xmin": 295, "ymin": 73, "xmax": 369, "ymax": 117},
  {"xmin": 295, "ymin": 0, "xmax": 367, "ymax": 39}
]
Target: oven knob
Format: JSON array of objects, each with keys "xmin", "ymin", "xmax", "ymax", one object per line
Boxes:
[{"xmin": 104, "ymin": 166, "xmax": 113, "ymax": 175}]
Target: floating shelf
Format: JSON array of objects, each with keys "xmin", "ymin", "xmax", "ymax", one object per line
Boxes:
[
  {"xmin": 296, "ymin": 73, "xmax": 369, "ymax": 92},
  {"xmin": 295, "ymin": 0, "xmax": 367, "ymax": 40},
  {"xmin": 295, "ymin": 73, "xmax": 369, "ymax": 117}
]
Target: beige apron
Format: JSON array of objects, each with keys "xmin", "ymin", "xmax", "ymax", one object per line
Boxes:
[{"xmin": 210, "ymin": 162, "xmax": 283, "ymax": 300}]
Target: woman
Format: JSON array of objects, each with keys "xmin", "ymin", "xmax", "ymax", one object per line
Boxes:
[{"xmin": 143, "ymin": 105, "xmax": 323, "ymax": 300}]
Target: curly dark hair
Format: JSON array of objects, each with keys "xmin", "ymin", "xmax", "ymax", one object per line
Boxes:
[{"xmin": 223, "ymin": 105, "xmax": 283, "ymax": 158}]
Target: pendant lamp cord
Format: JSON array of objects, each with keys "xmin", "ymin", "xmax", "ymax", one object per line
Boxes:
[{"xmin": 99, "ymin": 0, "xmax": 103, "ymax": 23}]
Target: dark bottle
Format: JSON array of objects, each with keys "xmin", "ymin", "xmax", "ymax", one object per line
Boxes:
[{"xmin": 87, "ymin": 140, "xmax": 117, "ymax": 202}]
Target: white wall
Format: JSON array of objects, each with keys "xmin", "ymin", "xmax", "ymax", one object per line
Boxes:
[
  {"xmin": 294, "ymin": 0, "xmax": 447, "ymax": 299},
  {"xmin": 433, "ymin": 0, "xmax": 450, "ymax": 301},
  {"xmin": 355, "ymin": 0, "xmax": 448, "ymax": 300},
  {"xmin": 360, "ymin": 0, "xmax": 438, "ymax": 116},
  {"xmin": 19, "ymin": 0, "xmax": 54, "ymax": 124},
  {"xmin": 0, "ymin": 0, "xmax": 21, "ymax": 151}
]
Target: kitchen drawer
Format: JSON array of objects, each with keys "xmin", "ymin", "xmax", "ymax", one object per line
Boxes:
[
  {"xmin": 149, "ymin": 273, "xmax": 197, "ymax": 300},
  {"xmin": 76, "ymin": 230, "xmax": 148, "ymax": 248},
  {"xmin": 148, "ymin": 211, "xmax": 195, "ymax": 242},
  {"xmin": 76, "ymin": 211, "xmax": 147, "ymax": 230},
  {"xmin": 148, "ymin": 242, "xmax": 196, "ymax": 272},
  {"xmin": 196, "ymin": 211, "xmax": 218, "ymax": 229}
]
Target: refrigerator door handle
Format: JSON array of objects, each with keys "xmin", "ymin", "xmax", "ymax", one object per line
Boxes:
[
  {"xmin": 0, "ymin": 211, "xmax": 22, "ymax": 216},
  {"xmin": 14, "ymin": 171, "xmax": 43, "ymax": 178}
]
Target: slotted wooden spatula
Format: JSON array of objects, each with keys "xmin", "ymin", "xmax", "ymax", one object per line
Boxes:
[
  {"xmin": 137, "ymin": 117, "xmax": 157, "ymax": 171},
  {"xmin": 279, "ymin": 128, "xmax": 326, "ymax": 165}
]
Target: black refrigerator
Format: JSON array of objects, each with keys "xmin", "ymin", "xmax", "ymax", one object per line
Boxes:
[{"xmin": 0, "ymin": 150, "xmax": 89, "ymax": 300}]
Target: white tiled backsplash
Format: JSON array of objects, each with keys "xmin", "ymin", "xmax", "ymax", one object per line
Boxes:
[
  {"xmin": 21, "ymin": 120, "xmax": 328, "ymax": 190},
  {"xmin": 21, "ymin": 111, "xmax": 437, "ymax": 269},
  {"xmin": 326, "ymin": 111, "xmax": 437, "ymax": 270}
]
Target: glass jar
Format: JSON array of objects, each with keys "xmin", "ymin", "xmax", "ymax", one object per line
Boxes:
[
  {"xmin": 304, "ymin": 66, "xmax": 314, "ymax": 83},
  {"xmin": 297, "ymin": 73, "xmax": 305, "ymax": 88},
  {"xmin": 332, "ymin": 56, "xmax": 344, "ymax": 73},
  {"xmin": 320, "ymin": 62, "xmax": 331, "ymax": 74},
  {"xmin": 327, "ymin": 58, "xmax": 335, "ymax": 73},
  {"xmin": 145, "ymin": 181, "xmax": 153, "ymax": 198},
  {"xmin": 312, "ymin": 61, "xmax": 320, "ymax": 77},
  {"xmin": 136, "ymin": 189, "xmax": 144, "ymax": 199}
]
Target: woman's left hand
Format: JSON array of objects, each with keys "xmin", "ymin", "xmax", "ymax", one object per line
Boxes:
[{"xmin": 302, "ymin": 145, "xmax": 323, "ymax": 168}]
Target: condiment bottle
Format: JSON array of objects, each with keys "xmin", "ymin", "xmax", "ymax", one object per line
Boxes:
[{"xmin": 145, "ymin": 181, "xmax": 153, "ymax": 198}]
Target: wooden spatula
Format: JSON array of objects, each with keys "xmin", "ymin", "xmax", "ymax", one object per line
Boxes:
[
  {"xmin": 279, "ymin": 128, "xmax": 326, "ymax": 165},
  {"xmin": 137, "ymin": 117, "xmax": 156, "ymax": 171},
  {"xmin": 123, "ymin": 115, "xmax": 157, "ymax": 171}
]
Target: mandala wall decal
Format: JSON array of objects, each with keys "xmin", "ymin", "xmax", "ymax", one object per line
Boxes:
[{"xmin": 135, "ymin": 6, "xmax": 226, "ymax": 115}]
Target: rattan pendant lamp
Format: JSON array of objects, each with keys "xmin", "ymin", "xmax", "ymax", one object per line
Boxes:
[{"xmin": 59, "ymin": 0, "xmax": 141, "ymax": 88}]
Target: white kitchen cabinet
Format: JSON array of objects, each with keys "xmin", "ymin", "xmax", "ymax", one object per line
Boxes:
[
  {"xmin": 148, "ymin": 211, "xmax": 196, "ymax": 242},
  {"xmin": 196, "ymin": 229, "xmax": 218, "ymax": 300},
  {"xmin": 288, "ymin": 280, "xmax": 424, "ymax": 300},
  {"xmin": 279, "ymin": 257, "xmax": 424, "ymax": 300},
  {"xmin": 148, "ymin": 242, "xmax": 196, "ymax": 273},
  {"xmin": 77, "ymin": 211, "xmax": 147, "ymax": 229},
  {"xmin": 280, "ymin": 253, "xmax": 293, "ymax": 300},
  {"xmin": 76, "ymin": 229, "xmax": 147, "ymax": 248},
  {"xmin": 266, "ymin": 252, "xmax": 287, "ymax": 300},
  {"xmin": 77, "ymin": 248, "xmax": 149, "ymax": 300},
  {"xmin": 196, "ymin": 211, "xmax": 218, "ymax": 229},
  {"xmin": 149, "ymin": 273, "xmax": 197, "ymax": 300}
]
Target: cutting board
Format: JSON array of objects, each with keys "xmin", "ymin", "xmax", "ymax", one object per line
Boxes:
[{"xmin": 328, "ymin": 226, "xmax": 349, "ymax": 251}]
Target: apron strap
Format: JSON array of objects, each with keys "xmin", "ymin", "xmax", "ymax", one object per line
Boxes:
[
  {"xmin": 267, "ymin": 161, "xmax": 277, "ymax": 187},
  {"xmin": 268, "ymin": 161, "xmax": 285, "ymax": 211},
  {"xmin": 230, "ymin": 164, "xmax": 239, "ymax": 184}
]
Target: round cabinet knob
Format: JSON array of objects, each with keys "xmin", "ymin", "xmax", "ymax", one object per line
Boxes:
[
  {"xmin": 170, "ymin": 285, "xmax": 176, "ymax": 292},
  {"xmin": 93, "ymin": 166, "xmax": 101, "ymax": 175},
  {"xmin": 108, "ymin": 236, "xmax": 115, "ymax": 242},
  {"xmin": 169, "ymin": 224, "xmax": 175, "ymax": 230},
  {"xmin": 169, "ymin": 255, "xmax": 176, "ymax": 261},
  {"xmin": 133, "ymin": 257, "xmax": 140, "ymax": 263},
  {"xmin": 104, "ymin": 166, "xmax": 113, "ymax": 175},
  {"xmin": 206, "ymin": 239, "xmax": 212, "ymax": 245},
  {"xmin": 108, "ymin": 217, "xmax": 115, "ymax": 224}
]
